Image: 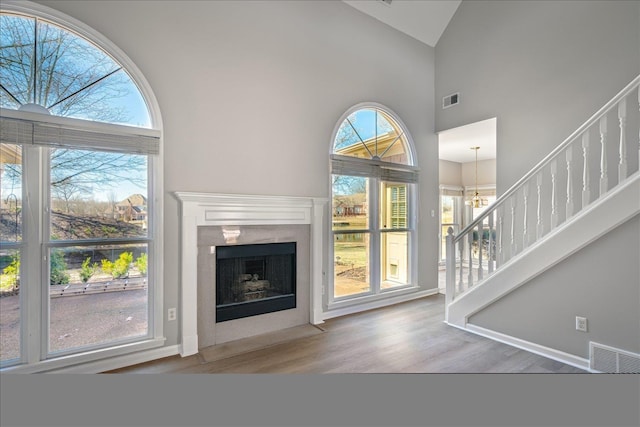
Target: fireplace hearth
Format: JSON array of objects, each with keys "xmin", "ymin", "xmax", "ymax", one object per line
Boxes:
[{"xmin": 216, "ymin": 242, "xmax": 296, "ymax": 322}]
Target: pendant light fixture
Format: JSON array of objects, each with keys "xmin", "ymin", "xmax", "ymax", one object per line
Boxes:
[{"xmin": 466, "ymin": 146, "xmax": 488, "ymax": 208}]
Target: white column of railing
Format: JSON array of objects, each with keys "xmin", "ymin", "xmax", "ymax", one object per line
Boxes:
[
  {"xmin": 599, "ymin": 116, "xmax": 608, "ymax": 196},
  {"xmin": 487, "ymin": 211, "xmax": 495, "ymax": 273},
  {"xmin": 476, "ymin": 221, "xmax": 483, "ymax": 280},
  {"xmin": 536, "ymin": 174, "xmax": 543, "ymax": 240},
  {"xmin": 550, "ymin": 159, "xmax": 559, "ymax": 229},
  {"xmin": 467, "ymin": 230, "xmax": 473, "ymax": 288},
  {"xmin": 566, "ymin": 148, "xmax": 575, "ymax": 219},
  {"xmin": 497, "ymin": 205, "xmax": 504, "ymax": 266},
  {"xmin": 618, "ymin": 98, "xmax": 627, "ymax": 182},
  {"xmin": 522, "ymin": 182, "xmax": 529, "ymax": 248},
  {"xmin": 509, "ymin": 197, "xmax": 516, "ymax": 258},
  {"xmin": 582, "ymin": 133, "xmax": 591, "ymax": 207},
  {"xmin": 458, "ymin": 230, "xmax": 464, "ymax": 293},
  {"xmin": 637, "ymin": 87, "xmax": 639, "ymax": 167},
  {"xmin": 445, "ymin": 227, "xmax": 455, "ymax": 307}
]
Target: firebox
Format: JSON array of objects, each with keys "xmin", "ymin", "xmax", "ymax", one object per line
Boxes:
[{"xmin": 215, "ymin": 242, "xmax": 296, "ymax": 322}]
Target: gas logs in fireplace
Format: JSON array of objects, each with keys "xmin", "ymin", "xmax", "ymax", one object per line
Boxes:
[{"xmin": 215, "ymin": 242, "xmax": 296, "ymax": 322}]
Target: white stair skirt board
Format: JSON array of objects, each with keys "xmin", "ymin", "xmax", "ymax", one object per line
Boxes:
[{"xmin": 447, "ymin": 172, "xmax": 639, "ymax": 328}]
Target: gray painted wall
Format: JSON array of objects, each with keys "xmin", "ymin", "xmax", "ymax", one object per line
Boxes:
[
  {"xmin": 461, "ymin": 159, "xmax": 496, "ymax": 188},
  {"xmin": 439, "ymin": 160, "xmax": 462, "ymax": 187},
  {"xmin": 439, "ymin": 158, "xmax": 496, "ymax": 188},
  {"xmin": 470, "ymin": 215, "xmax": 640, "ymax": 358},
  {"xmin": 436, "ymin": 0, "xmax": 640, "ymax": 360},
  {"xmin": 36, "ymin": 0, "xmax": 438, "ymax": 348},
  {"xmin": 435, "ymin": 0, "xmax": 640, "ymax": 194}
]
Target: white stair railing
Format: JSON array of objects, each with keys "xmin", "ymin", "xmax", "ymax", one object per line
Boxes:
[{"xmin": 445, "ymin": 75, "xmax": 640, "ymax": 309}]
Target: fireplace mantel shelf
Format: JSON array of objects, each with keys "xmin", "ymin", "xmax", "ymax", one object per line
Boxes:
[{"xmin": 174, "ymin": 192, "xmax": 327, "ymax": 357}]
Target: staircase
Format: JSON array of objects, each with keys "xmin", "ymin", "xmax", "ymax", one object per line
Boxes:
[{"xmin": 445, "ymin": 75, "xmax": 640, "ymax": 328}]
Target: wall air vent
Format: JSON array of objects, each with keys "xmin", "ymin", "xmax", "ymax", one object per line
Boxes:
[
  {"xmin": 590, "ymin": 342, "xmax": 640, "ymax": 373},
  {"xmin": 443, "ymin": 92, "xmax": 460, "ymax": 109}
]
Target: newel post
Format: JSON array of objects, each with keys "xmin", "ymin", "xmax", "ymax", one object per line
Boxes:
[{"xmin": 445, "ymin": 227, "xmax": 455, "ymax": 317}]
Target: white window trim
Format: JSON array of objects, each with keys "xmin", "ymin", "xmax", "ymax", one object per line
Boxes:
[
  {"xmin": 0, "ymin": 1, "xmax": 165, "ymax": 373},
  {"xmin": 327, "ymin": 103, "xmax": 420, "ymax": 312}
]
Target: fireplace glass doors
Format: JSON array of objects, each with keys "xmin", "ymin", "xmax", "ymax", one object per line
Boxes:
[{"xmin": 215, "ymin": 242, "xmax": 296, "ymax": 322}]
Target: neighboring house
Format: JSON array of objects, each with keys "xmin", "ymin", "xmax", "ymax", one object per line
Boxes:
[{"xmin": 114, "ymin": 194, "xmax": 148, "ymax": 228}]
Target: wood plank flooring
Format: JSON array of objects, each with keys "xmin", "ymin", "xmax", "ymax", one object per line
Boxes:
[{"xmin": 106, "ymin": 295, "xmax": 586, "ymax": 374}]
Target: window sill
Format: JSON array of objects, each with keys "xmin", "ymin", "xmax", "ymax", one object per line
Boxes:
[
  {"xmin": 325, "ymin": 286, "xmax": 437, "ymax": 320},
  {"xmin": 1, "ymin": 337, "xmax": 168, "ymax": 374}
]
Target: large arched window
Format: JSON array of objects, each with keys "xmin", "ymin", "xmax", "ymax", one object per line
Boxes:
[
  {"xmin": 0, "ymin": 3, "xmax": 163, "ymax": 371},
  {"xmin": 330, "ymin": 104, "xmax": 417, "ymax": 303}
]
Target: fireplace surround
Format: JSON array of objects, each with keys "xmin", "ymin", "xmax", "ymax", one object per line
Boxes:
[{"xmin": 175, "ymin": 192, "xmax": 327, "ymax": 356}]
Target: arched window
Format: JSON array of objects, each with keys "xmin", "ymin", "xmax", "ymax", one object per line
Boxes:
[
  {"xmin": 0, "ymin": 4, "xmax": 163, "ymax": 371},
  {"xmin": 330, "ymin": 104, "xmax": 417, "ymax": 303}
]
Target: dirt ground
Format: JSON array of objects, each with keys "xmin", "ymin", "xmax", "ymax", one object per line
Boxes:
[{"xmin": 0, "ymin": 289, "xmax": 147, "ymax": 362}]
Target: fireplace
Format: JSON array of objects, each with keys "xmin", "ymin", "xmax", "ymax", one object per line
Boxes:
[
  {"xmin": 175, "ymin": 192, "xmax": 327, "ymax": 355},
  {"xmin": 216, "ymin": 242, "xmax": 296, "ymax": 322}
]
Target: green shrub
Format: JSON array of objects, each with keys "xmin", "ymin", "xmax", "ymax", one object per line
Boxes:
[
  {"xmin": 101, "ymin": 251, "xmax": 133, "ymax": 279},
  {"xmin": 80, "ymin": 257, "xmax": 99, "ymax": 283},
  {"xmin": 135, "ymin": 253, "xmax": 147, "ymax": 276},
  {"xmin": 1, "ymin": 254, "xmax": 20, "ymax": 290},
  {"xmin": 50, "ymin": 250, "xmax": 70, "ymax": 285}
]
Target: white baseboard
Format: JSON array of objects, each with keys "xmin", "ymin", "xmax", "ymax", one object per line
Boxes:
[{"xmin": 461, "ymin": 323, "xmax": 591, "ymax": 372}]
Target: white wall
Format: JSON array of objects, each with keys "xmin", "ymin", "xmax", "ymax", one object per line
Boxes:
[{"xmin": 36, "ymin": 0, "xmax": 438, "ymax": 347}]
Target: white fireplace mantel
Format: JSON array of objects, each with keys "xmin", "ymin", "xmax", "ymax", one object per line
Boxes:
[{"xmin": 174, "ymin": 192, "xmax": 327, "ymax": 357}]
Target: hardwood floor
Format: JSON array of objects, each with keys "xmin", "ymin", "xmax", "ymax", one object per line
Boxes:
[{"xmin": 106, "ymin": 294, "xmax": 586, "ymax": 374}]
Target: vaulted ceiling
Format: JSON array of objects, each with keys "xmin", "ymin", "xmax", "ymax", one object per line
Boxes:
[{"xmin": 342, "ymin": 0, "xmax": 461, "ymax": 47}]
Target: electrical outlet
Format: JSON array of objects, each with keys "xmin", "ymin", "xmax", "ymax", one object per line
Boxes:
[
  {"xmin": 575, "ymin": 316, "xmax": 587, "ymax": 332},
  {"xmin": 168, "ymin": 308, "xmax": 176, "ymax": 321}
]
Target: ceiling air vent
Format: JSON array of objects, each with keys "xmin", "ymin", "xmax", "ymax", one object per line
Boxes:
[
  {"xmin": 378, "ymin": 0, "xmax": 393, "ymax": 6},
  {"xmin": 443, "ymin": 92, "xmax": 459, "ymax": 109}
]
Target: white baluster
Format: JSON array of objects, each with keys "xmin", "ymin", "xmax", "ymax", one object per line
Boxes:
[
  {"xmin": 637, "ymin": 86, "xmax": 639, "ymax": 167},
  {"xmin": 582, "ymin": 132, "xmax": 591, "ymax": 207},
  {"xmin": 522, "ymin": 182, "xmax": 529, "ymax": 248},
  {"xmin": 566, "ymin": 148, "xmax": 574, "ymax": 219},
  {"xmin": 599, "ymin": 116, "xmax": 608, "ymax": 196},
  {"xmin": 458, "ymin": 239, "xmax": 464, "ymax": 294},
  {"xmin": 487, "ymin": 212, "xmax": 494, "ymax": 274},
  {"xmin": 510, "ymin": 197, "xmax": 516, "ymax": 257},
  {"xmin": 618, "ymin": 98, "xmax": 627, "ymax": 182},
  {"xmin": 550, "ymin": 160, "xmax": 559, "ymax": 229},
  {"xmin": 536, "ymin": 174, "xmax": 543, "ymax": 240},
  {"xmin": 477, "ymin": 222, "xmax": 483, "ymax": 281},
  {"xmin": 445, "ymin": 227, "xmax": 455, "ymax": 308},
  {"xmin": 497, "ymin": 207, "xmax": 504, "ymax": 266},
  {"xmin": 467, "ymin": 231, "xmax": 474, "ymax": 288}
]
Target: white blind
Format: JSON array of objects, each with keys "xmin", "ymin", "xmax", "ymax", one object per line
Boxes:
[
  {"xmin": 331, "ymin": 155, "xmax": 418, "ymax": 183},
  {"xmin": 1, "ymin": 115, "xmax": 160, "ymax": 155},
  {"xmin": 440, "ymin": 187, "xmax": 463, "ymax": 197}
]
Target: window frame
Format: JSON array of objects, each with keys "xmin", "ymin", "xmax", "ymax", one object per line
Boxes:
[
  {"xmin": 328, "ymin": 103, "xmax": 418, "ymax": 309},
  {"xmin": 0, "ymin": 1, "xmax": 164, "ymax": 372}
]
